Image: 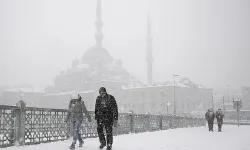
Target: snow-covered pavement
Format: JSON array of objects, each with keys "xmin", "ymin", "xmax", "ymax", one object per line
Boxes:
[{"xmin": 5, "ymin": 125, "xmax": 250, "ymax": 150}]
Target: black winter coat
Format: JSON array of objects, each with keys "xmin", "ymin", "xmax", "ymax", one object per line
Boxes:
[
  {"xmin": 215, "ymin": 110, "xmax": 224, "ymax": 125},
  {"xmin": 95, "ymin": 94, "xmax": 118, "ymax": 122}
]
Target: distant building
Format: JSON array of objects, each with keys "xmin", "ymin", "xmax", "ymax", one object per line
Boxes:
[
  {"xmin": 114, "ymin": 84, "xmax": 213, "ymax": 115},
  {"xmin": 1, "ymin": 0, "xmax": 213, "ymax": 115},
  {"xmin": 44, "ymin": 0, "xmax": 140, "ymax": 94}
]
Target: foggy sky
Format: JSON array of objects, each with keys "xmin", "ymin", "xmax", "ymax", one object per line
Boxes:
[{"xmin": 1, "ymin": 0, "xmax": 250, "ymax": 90}]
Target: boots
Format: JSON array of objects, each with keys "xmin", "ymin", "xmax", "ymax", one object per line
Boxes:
[
  {"xmin": 79, "ymin": 140, "xmax": 84, "ymax": 147},
  {"xmin": 69, "ymin": 143, "xmax": 75, "ymax": 150},
  {"xmin": 106, "ymin": 144, "xmax": 112, "ymax": 150},
  {"xmin": 99, "ymin": 143, "xmax": 106, "ymax": 149}
]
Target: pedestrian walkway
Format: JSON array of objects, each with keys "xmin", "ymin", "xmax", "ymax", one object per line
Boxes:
[{"xmin": 5, "ymin": 125, "xmax": 250, "ymax": 150}]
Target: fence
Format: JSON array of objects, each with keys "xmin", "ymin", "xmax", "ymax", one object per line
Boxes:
[
  {"xmin": 0, "ymin": 100, "xmax": 206, "ymax": 148},
  {"xmin": 223, "ymin": 120, "xmax": 250, "ymax": 125},
  {"xmin": 225, "ymin": 110, "xmax": 250, "ymax": 120},
  {"xmin": 223, "ymin": 110, "xmax": 250, "ymax": 125}
]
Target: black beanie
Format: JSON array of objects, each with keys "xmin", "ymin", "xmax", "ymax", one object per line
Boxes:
[{"xmin": 99, "ymin": 87, "xmax": 107, "ymax": 93}]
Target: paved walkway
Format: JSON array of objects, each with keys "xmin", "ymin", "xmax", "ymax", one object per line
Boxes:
[{"xmin": 5, "ymin": 125, "xmax": 250, "ymax": 150}]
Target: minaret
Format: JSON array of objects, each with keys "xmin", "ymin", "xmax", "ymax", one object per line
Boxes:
[
  {"xmin": 95, "ymin": 0, "xmax": 103, "ymax": 48},
  {"xmin": 146, "ymin": 12, "xmax": 153, "ymax": 85}
]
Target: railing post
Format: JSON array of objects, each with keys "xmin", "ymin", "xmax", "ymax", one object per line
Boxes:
[
  {"xmin": 169, "ymin": 115, "xmax": 173, "ymax": 129},
  {"xmin": 192, "ymin": 117, "xmax": 195, "ymax": 127},
  {"xmin": 9, "ymin": 108, "xmax": 15, "ymax": 145},
  {"xmin": 146, "ymin": 114, "xmax": 150, "ymax": 132},
  {"xmin": 159, "ymin": 114, "xmax": 163, "ymax": 130},
  {"xmin": 15, "ymin": 100, "xmax": 26, "ymax": 146},
  {"xmin": 129, "ymin": 112, "xmax": 134, "ymax": 133}
]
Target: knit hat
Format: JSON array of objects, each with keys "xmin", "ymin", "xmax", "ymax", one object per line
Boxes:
[{"xmin": 99, "ymin": 87, "xmax": 107, "ymax": 93}]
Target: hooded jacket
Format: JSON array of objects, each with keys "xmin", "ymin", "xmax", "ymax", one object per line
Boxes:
[{"xmin": 65, "ymin": 96, "xmax": 91, "ymax": 122}]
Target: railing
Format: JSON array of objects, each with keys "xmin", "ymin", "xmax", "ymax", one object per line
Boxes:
[
  {"xmin": 223, "ymin": 120, "xmax": 250, "ymax": 125},
  {"xmin": 223, "ymin": 110, "xmax": 250, "ymax": 125},
  {"xmin": 225, "ymin": 110, "xmax": 250, "ymax": 120},
  {"xmin": 0, "ymin": 101, "xmax": 206, "ymax": 148},
  {"xmin": 0, "ymin": 105, "xmax": 16, "ymax": 147}
]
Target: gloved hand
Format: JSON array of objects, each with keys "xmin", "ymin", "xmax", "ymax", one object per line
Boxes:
[{"xmin": 114, "ymin": 120, "xmax": 118, "ymax": 127}]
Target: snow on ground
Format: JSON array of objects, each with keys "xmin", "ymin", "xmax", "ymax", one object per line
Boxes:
[{"xmin": 5, "ymin": 125, "xmax": 250, "ymax": 150}]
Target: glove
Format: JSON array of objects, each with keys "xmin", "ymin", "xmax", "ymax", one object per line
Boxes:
[{"xmin": 114, "ymin": 120, "xmax": 118, "ymax": 127}]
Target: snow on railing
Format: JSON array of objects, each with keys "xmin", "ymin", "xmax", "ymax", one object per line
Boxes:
[{"xmin": 0, "ymin": 104, "xmax": 206, "ymax": 148}]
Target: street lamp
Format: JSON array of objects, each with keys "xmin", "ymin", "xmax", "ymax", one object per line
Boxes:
[
  {"xmin": 222, "ymin": 96, "xmax": 225, "ymax": 112},
  {"xmin": 173, "ymin": 74, "xmax": 179, "ymax": 115},
  {"xmin": 233, "ymin": 96, "xmax": 241, "ymax": 127}
]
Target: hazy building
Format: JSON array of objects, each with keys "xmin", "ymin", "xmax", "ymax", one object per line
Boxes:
[
  {"xmin": 45, "ymin": 0, "xmax": 139, "ymax": 93},
  {"xmin": 1, "ymin": 0, "xmax": 213, "ymax": 115}
]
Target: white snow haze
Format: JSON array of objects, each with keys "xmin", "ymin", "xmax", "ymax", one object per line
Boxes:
[{"xmin": 1, "ymin": 0, "xmax": 250, "ymax": 89}]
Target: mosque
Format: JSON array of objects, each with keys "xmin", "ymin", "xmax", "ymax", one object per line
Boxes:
[{"xmin": 2, "ymin": 0, "xmax": 213, "ymax": 116}]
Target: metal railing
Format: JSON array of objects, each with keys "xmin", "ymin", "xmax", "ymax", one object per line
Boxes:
[{"xmin": 0, "ymin": 101, "xmax": 206, "ymax": 148}]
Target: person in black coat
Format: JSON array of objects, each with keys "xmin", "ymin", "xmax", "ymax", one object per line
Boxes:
[
  {"xmin": 215, "ymin": 108, "xmax": 224, "ymax": 132},
  {"xmin": 205, "ymin": 109, "xmax": 215, "ymax": 131},
  {"xmin": 95, "ymin": 87, "xmax": 118, "ymax": 150}
]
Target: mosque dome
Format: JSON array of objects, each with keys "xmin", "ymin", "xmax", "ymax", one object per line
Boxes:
[{"xmin": 81, "ymin": 45, "xmax": 113, "ymax": 65}]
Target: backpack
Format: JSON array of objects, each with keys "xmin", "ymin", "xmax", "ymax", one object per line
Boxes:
[
  {"xmin": 209, "ymin": 111, "xmax": 214, "ymax": 118},
  {"xmin": 70, "ymin": 99, "xmax": 83, "ymax": 114}
]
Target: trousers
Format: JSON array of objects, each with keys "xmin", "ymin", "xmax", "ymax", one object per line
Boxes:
[
  {"xmin": 72, "ymin": 120, "xmax": 83, "ymax": 143},
  {"xmin": 97, "ymin": 119, "xmax": 113, "ymax": 146},
  {"xmin": 208, "ymin": 120, "xmax": 214, "ymax": 131}
]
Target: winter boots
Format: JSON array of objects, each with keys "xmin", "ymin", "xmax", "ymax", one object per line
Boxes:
[
  {"xmin": 69, "ymin": 140, "xmax": 84, "ymax": 149},
  {"xmin": 99, "ymin": 143, "xmax": 112, "ymax": 150},
  {"xmin": 106, "ymin": 144, "xmax": 112, "ymax": 150},
  {"xmin": 79, "ymin": 140, "xmax": 84, "ymax": 147},
  {"xmin": 99, "ymin": 143, "xmax": 106, "ymax": 149},
  {"xmin": 69, "ymin": 143, "xmax": 75, "ymax": 150}
]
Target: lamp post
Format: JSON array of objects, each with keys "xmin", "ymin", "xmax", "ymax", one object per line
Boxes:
[
  {"xmin": 222, "ymin": 96, "xmax": 225, "ymax": 112},
  {"xmin": 173, "ymin": 74, "xmax": 179, "ymax": 115},
  {"xmin": 233, "ymin": 96, "xmax": 241, "ymax": 127}
]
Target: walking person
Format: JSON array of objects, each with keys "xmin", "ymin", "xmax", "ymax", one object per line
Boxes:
[
  {"xmin": 215, "ymin": 108, "xmax": 224, "ymax": 132},
  {"xmin": 205, "ymin": 109, "xmax": 215, "ymax": 131},
  {"xmin": 65, "ymin": 92, "xmax": 92, "ymax": 149},
  {"xmin": 95, "ymin": 87, "xmax": 118, "ymax": 150}
]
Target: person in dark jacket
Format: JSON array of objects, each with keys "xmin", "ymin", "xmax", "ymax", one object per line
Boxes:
[
  {"xmin": 95, "ymin": 87, "xmax": 118, "ymax": 150},
  {"xmin": 215, "ymin": 108, "xmax": 224, "ymax": 132},
  {"xmin": 205, "ymin": 109, "xmax": 215, "ymax": 131},
  {"xmin": 65, "ymin": 93, "xmax": 92, "ymax": 149}
]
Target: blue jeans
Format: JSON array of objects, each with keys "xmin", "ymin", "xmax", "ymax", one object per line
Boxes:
[{"xmin": 72, "ymin": 120, "xmax": 83, "ymax": 144}]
